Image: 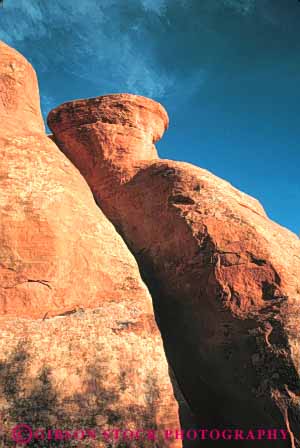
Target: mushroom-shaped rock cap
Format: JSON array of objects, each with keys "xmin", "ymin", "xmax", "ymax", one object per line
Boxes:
[
  {"xmin": 47, "ymin": 93, "xmax": 169, "ymax": 144},
  {"xmin": 0, "ymin": 41, "xmax": 44, "ymax": 134}
]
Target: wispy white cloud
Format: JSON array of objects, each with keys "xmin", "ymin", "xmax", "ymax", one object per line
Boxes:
[
  {"xmin": 140, "ymin": 0, "xmax": 166, "ymax": 14},
  {"xmin": 40, "ymin": 94, "xmax": 56, "ymax": 116},
  {"xmin": 139, "ymin": 0, "xmax": 256, "ymax": 17},
  {"xmin": 0, "ymin": 0, "xmax": 277, "ymax": 114},
  {"xmin": 221, "ymin": 0, "xmax": 255, "ymax": 15},
  {"xmin": 0, "ymin": 0, "xmax": 47, "ymax": 42},
  {"xmin": 0, "ymin": 0, "xmax": 180, "ymax": 100}
]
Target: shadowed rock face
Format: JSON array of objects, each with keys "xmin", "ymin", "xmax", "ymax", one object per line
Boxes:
[
  {"xmin": 0, "ymin": 42, "xmax": 181, "ymax": 447},
  {"xmin": 49, "ymin": 93, "xmax": 300, "ymax": 447}
]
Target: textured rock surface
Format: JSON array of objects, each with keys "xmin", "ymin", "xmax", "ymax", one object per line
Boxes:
[
  {"xmin": 0, "ymin": 41, "xmax": 44, "ymax": 135},
  {"xmin": 0, "ymin": 42, "xmax": 181, "ymax": 447},
  {"xmin": 49, "ymin": 93, "xmax": 300, "ymax": 447},
  {"xmin": 0, "ymin": 312, "xmax": 180, "ymax": 448}
]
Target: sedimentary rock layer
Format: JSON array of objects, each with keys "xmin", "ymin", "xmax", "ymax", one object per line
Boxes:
[
  {"xmin": 0, "ymin": 42, "xmax": 181, "ymax": 447},
  {"xmin": 49, "ymin": 93, "xmax": 300, "ymax": 447}
]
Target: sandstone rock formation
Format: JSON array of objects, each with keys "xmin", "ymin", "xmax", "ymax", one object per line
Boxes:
[
  {"xmin": 0, "ymin": 41, "xmax": 181, "ymax": 447},
  {"xmin": 49, "ymin": 93, "xmax": 300, "ymax": 447}
]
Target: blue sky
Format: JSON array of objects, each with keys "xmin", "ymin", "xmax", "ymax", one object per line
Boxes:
[{"xmin": 1, "ymin": 0, "xmax": 300, "ymax": 234}]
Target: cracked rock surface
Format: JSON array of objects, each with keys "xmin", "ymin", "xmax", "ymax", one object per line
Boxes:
[
  {"xmin": 49, "ymin": 93, "xmax": 300, "ymax": 447},
  {"xmin": 0, "ymin": 41, "xmax": 181, "ymax": 447}
]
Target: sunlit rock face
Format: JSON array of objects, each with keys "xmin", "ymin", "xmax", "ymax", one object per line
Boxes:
[
  {"xmin": 0, "ymin": 41, "xmax": 44, "ymax": 135},
  {"xmin": 49, "ymin": 93, "xmax": 300, "ymax": 447},
  {"xmin": 0, "ymin": 42, "xmax": 181, "ymax": 448}
]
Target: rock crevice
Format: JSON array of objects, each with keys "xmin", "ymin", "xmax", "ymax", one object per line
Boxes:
[
  {"xmin": 0, "ymin": 41, "xmax": 181, "ymax": 447},
  {"xmin": 49, "ymin": 93, "xmax": 300, "ymax": 447}
]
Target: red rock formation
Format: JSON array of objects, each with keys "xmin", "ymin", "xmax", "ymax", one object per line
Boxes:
[
  {"xmin": 0, "ymin": 42, "xmax": 181, "ymax": 447},
  {"xmin": 0, "ymin": 41, "xmax": 44, "ymax": 134},
  {"xmin": 49, "ymin": 93, "xmax": 300, "ymax": 447}
]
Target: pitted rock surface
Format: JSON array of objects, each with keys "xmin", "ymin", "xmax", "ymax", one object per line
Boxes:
[
  {"xmin": 49, "ymin": 93, "xmax": 300, "ymax": 447},
  {"xmin": 0, "ymin": 42, "xmax": 181, "ymax": 447}
]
